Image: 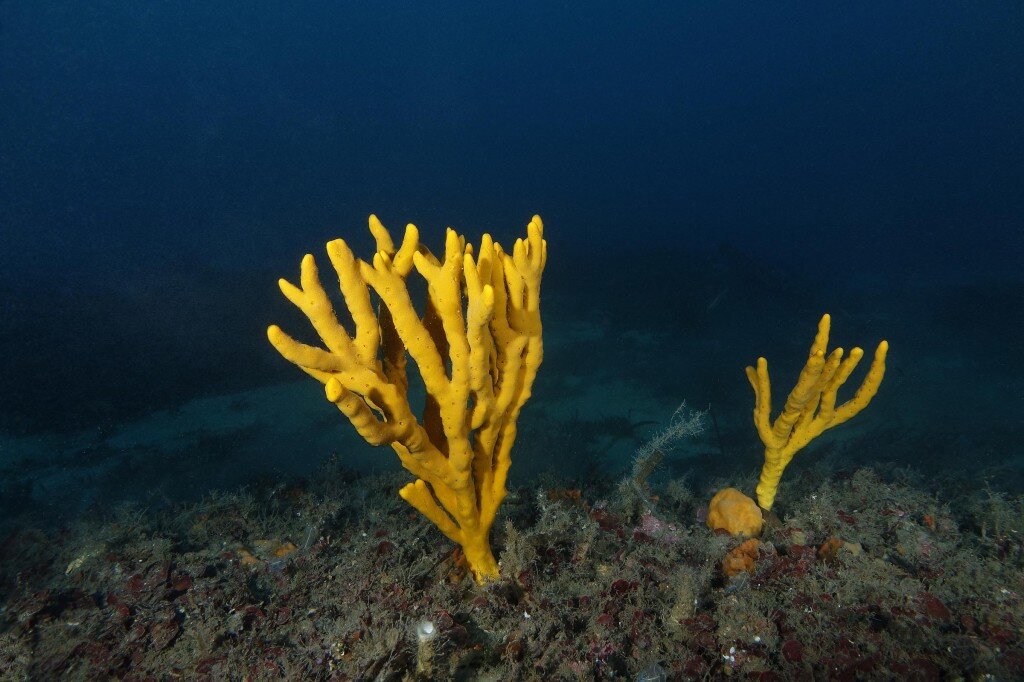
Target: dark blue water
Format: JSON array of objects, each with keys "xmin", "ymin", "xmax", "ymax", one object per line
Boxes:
[{"xmin": 1, "ymin": 2, "xmax": 1022, "ymax": 513}]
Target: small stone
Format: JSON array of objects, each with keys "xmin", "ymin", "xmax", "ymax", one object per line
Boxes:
[{"xmin": 636, "ymin": 662, "xmax": 667, "ymax": 681}]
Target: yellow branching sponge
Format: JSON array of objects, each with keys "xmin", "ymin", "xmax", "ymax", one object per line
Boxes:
[
  {"xmin": 268, "ymin": 215, "xmax": 546, "ymax": 583},
  {"xmin": 746, "ymin": 314, "xmax": 888, "ymax": 510}
]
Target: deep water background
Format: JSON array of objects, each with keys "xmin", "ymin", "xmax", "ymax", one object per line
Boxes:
[{"xmin": 1, "ymin": 2, "xmax": 1022, "ymax": 517}]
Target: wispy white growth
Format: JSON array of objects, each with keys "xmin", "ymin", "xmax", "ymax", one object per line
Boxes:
[
  {"xmin": 635, "ymin": 402, "xmax": 706, "ymax": 462},
  {"xmin": 624, "ymin": 402, "xmax": 706, "ymax": 518}
]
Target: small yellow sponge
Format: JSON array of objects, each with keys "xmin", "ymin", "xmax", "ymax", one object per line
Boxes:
[{"xmin": 707, "ymin": 488, "xmax": 764, "ymax": 537}]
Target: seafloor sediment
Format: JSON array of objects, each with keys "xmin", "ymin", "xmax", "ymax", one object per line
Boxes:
[{"xmin": 1, "ymin": 460, "xmax": 1022, "ymax": 680}]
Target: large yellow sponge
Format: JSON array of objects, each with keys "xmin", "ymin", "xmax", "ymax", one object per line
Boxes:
[{"xmin": 268, "ymin": 215, "xmax": 546, "ymax": 582}]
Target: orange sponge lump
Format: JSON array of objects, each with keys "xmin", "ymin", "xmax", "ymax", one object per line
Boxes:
[
  {"xmin": 707, "ymin": 488, "xmax": 764, "ymax": 537},
  {"xmin": 722, "ymin": 539, "xmax": 760, "ymax": 577}
]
